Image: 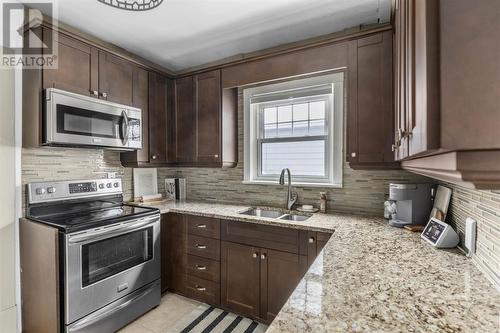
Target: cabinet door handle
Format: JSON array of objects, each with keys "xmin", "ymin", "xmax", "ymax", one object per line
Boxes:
[
  {"xmin": 100, "ymin": 92, "xmax": 108, "ymax": 98},
  {"xmin": 214, "ymin": 154, "xmax": 219, "ymax": 158},
  {"xmin": 308, "ymin": 237, "xmax": 315, "ymax": 244},
  {"xmin": 196, "ymin": 265, "xmax": 207, "ymax": 271},
  {"xmin": 195, "ymin": 286, "xmax": 206, "ymax": 291},
  {"xmin": 260, "ymin": 254, "xmax": 267, "ymax": 260},
  {"xmin": 351, "ymin": 152, "xmax": 356, "ymax": 158},
  {"xmin": 196, "ymin": 244, "xmax": 207, "ymax": 249},
  {"xmin": 151, "ymin": 155, "xmax": 157, "ymax": 160},
  {"xmin": 196, "ymin": 224, "xmax": 207, "ymax": 229},
  {"xmin": 252, "ymin": 252, "xmax": 258, "ymax": 258},
  {"xmin": 90, "ymin": 90, "xmax": 98, "ymax": 96}
]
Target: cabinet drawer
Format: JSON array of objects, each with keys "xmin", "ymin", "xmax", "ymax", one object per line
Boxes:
[
  {"xmin": 187, "ymin": 235, "xmax": 221, "ymax": 261},
  {"xmin": 186, "ymin": 215, "xmax": 220, "ymax": 239},
  {"xmin": 221, "ymin": 220, "xmax": 300, "ymax": 254},
  {"xmin": 187, "ymin": 255, "xmax": 220, "ymax": 283},
  {"xmin": 186, "ymin": 275, "xmax": 220, "ymax": 306}
]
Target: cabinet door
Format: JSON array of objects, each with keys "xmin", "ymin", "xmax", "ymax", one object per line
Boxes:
[
  {"xmin": 195, "ymin": 70, "xmax": 221, "ymax": 163},
  {"xmin": 98, "ymin": 51, "xmax": 135, "ymax": 105},
  {"xmin": 260, "ymin": 249, "xmax": 307, "ymax": 323},
  {"xmin": 174, "ymin": 76, "xmax": 196, "ymax": 163},
  {"xmin": 164, "ymin": 213, "xmax": 187, "ymax": 294},
  {"xmin": 221, "ymin": 241, "xmax": 260, "ymax": 318},
  {"xmin": 347, "ymin": 31, "xmax": 397, "ymax": 168},
  {"xmin": 148, "ymin": 72, "xmax": 168, "ymax": 163},
  {"xmin": 42, "ymin": 30, "xmax": 98, "ymax": 97}
]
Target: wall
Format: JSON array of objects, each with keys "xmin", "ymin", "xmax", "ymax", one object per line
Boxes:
[
  {"xmin": 158, "ymin": 90, "xmax": 429, "ymax": 216},
  {"xmin": 0, "ymin": 65, "xmax": 18, "ymax": 332},
  {"xmin": 443, "ymin": 183, "xmax": 500, "ymax": 289},
  {"xmin": 22, "ymin": 148, "xmax": 134, "ymax": 206}
]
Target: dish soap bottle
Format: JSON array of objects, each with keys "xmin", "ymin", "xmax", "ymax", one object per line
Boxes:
[{"xmin": 319, "ymin": 192, "xmax": 327, "ymax": 213}]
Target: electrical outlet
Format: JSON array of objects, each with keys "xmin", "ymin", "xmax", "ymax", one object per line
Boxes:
[
  {"xmin": 106, "ymin": 172, "xmax": 116, "ymax": 179},
  {"xmin": 465, "ymin": 217, "xmax": 477, "ymax": 257}
]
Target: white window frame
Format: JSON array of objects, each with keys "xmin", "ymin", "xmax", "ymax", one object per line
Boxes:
[{"xmin": 243, "ymin": 72, "xmax": 344, "ymax": 187}]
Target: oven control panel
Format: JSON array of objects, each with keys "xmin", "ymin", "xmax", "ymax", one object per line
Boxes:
[
  {"xmin": 69, "ymin": 182, "xmax": 98, "ymax": 194},
  {"xmin": 28, "ymin": 179, "xmax": 123, "ymax": 204}
]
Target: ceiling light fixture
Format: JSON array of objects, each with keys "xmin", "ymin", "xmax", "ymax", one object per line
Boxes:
[{"xmin": 97, "ymin": 0, "xmax": 163, "ymax": 11}]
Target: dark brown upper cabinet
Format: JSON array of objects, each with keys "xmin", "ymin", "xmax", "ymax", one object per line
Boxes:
[
  {"xmin": 98, "ymin": 51, "xmax": 136, "ymax": 105},
  {"xmin": 347, "ymin": 30, "xmax": 398, "ymax": 169},
  {"xmin": 196, "ymin": 70, "xmax": 222, "ymax": 163},
  {"xmin": 174, "ymin": 75, "xmax": 197, "ymax": 164},
  {"xmin": 121, "ymin": 70, "xmax": 171, "ymax": 167},
  {"xmin": 394, "ymin": 0, "xmax": 500, "ymax": 189},
  {"xmin": 173, "ymin": 70, "xmax": 237, "ymax": 167},
  {"xmin": 42, "ymin": 29, "xmax": 98, "ymax": 97}
]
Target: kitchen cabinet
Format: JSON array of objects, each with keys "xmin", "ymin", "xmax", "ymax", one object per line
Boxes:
[
  {"xmin": 173, "ymin": 70, "xmax": 238, "ymax": 167},
  {"xmin": 42, "ymin": 28, "xmax": 98, "ymax": 97},
  {"xmin": 221, "ymin": 241, "xmax": 307, "ymax": 323},
  {"xmin": 196, "ymin": 70, "xmax": 222, "ymax": 163},
  {"xmin": 162, "ymin": 213, "xmax": 187, "ymax": 294},
  {"xmin": 98, "ymin": 51, "xmax": 136, "ymax": 105},
  {"xmin": 121, "ymin": 71, "xmax": 172, "ymax": 167},
  {"xmin": 393, "ymin": 0, "xmax": 440, "ymax": 159},
  {"xmin": 393, "ymin": 0, "xmax": 500, "ymax": 189},
  {"xmin": 174, "ymin": 75, "xmax": 196, "ymax": 163},
  {"xmin": 221, "ymin": 241, "xmax": 261, "ymax": 318},
  {"xmin": 347, "ymin": 30, "xmax": 398, "ymax": 169},
  {"xmin": 260, "ymin": 249, "xmax": 307, "ymax": 322}
]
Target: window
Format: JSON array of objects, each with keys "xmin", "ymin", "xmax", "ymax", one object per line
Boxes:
[{"xmin": 244, "ymin": 73, "xmax": 344, "ymax": 187}]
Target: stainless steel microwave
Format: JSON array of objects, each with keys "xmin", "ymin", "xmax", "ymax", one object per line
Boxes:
[{"xmin": 43, "ymin": 88, "xmax": 142, "ymax": 150}]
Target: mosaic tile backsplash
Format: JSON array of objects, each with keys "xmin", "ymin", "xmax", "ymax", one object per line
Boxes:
[
  {"xmin": 443, "ymin": 183, "xmax": 500, "ymax": 289},
  {"xmin": 22, "ymin": 148, "xmax": 133, "ymax": 206}
]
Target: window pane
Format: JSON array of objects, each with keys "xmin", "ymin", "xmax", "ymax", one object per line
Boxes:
[
  {"xmin": 310, "ymin": 119, "xmax": 326, "ymax": 135},
  {"xmin": 277, "ymin": 105, "xmax": 292, "ymax": 123},
  {"xmin": 277, "ymin": 122, "xmax": 292, "ymax": 137},
  {"xmin": 264, "ymin": 107, "xmax": 277, "ymax": 124},
  {"xmin": 264, "ymin": 124, "xmax": 277, "ymax": 138},
  {"xmin": 293, "ymin": 121, "xmax": 308, "ymax": 137},
  {"xmin": 293, "ymin": 103, "xmax": 308, "ymax": 121},
  {"xmin": 309, "ymin": 101, "xmax": 325, "ymax": 120},
  {"xmin": 261, "ymin": 140, "xmax": 325, "ymax": 176}
]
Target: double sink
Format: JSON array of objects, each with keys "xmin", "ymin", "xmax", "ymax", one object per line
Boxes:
[{"xmin": 239, "ymin": 207, "xmax": 312, "ymax": 222}]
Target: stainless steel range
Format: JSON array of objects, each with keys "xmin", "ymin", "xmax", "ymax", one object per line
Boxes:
[{"xmin": 26, "ymin": 178, "xmax": 161, "ymax": 333}]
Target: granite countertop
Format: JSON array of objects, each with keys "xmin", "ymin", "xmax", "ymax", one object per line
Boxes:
[{"xmin": 140, "ymin": 200, "xmax": 500, "ymax": 332}]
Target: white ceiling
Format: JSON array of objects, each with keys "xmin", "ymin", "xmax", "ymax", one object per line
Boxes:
[{"xmin": 47, "ymin": 0, "xmax": 391, "ymax": 71}]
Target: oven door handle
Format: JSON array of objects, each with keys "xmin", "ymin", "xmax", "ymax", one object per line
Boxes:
[
  {"xmin": 68, "ymin": 215, "xmax": 159, "ymax": 244},
  {"xmin": 120, "ymin": 110, "xmax": 130, "ymax": 146}
]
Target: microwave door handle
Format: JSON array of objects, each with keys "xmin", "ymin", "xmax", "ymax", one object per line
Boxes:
[{"xmin": 121, "ymin": 110, "xmax": 130, "ymax": 146}]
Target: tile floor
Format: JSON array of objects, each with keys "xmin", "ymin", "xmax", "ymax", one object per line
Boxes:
[{"xmin": 118, "ymin": 293, "xmax": 201, "ymax": 333}]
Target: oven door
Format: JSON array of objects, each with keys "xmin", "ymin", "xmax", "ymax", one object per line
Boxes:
[
  {"xmin": 65, "ymin": 214, "xmax": 160, "ymax": 325},
  {"xmin": 44, "ymin": 88, "xmax": 142, "ymax": 150}
]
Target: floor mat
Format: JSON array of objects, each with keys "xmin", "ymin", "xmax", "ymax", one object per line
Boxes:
[{"xmin": 168, "ymin": 303, "xmax": 268, "ymax": 333}]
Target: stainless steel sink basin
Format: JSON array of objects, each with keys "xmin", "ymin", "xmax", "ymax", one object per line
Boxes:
[
  {"xmin": 279, "ymin": 214, "xmax": 312, "ymax": 221},
  {"xmin": 239, "ymin": 208, "xmax": 284, "ymax": 219},
  {"xmin": 239, "ymin": 208, "xmax": 312, "ymax": 221}
]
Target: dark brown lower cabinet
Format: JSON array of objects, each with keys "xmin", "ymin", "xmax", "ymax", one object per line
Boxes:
[
  {"xmin": 221, "ymin": 241, "xmax": 309, "ymax": 324},
  {"xmin": 161, "ymin": 213, "xmax": 332, "ymax": 324},
  {"xmin": 260, "ymin": 249, "xmax": 307, "ymax": 322},
  {"xmin": 163, "ymin": 213, "xmax": 187, "ymax": 294},
  {"xmin": 221, "ymin": 241, "xmax": 261, "ymax": 318}
]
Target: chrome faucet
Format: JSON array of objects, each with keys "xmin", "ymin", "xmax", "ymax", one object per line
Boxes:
[{"xmin": 279, "ymin": 168, "xmax": 298, "ymax": 210}]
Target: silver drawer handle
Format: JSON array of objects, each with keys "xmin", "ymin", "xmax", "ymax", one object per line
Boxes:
[
  {"xmin": 308, "ymin": 237, "xmax": 315, "ymax": 244},
  {"xmin": 196, "ymin": 244, "xmax": 207, "ymax": 249},
  {"xmin": 196, "ymin": 265, "xmax": 207, "ymax": 271},
  {"xmin": 196, "ymin": 224, "xmax": 207, "ymax": 229},
  {"xmin": 196, "ymin": 286, "xmax": 206, "ymax": 291}
]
